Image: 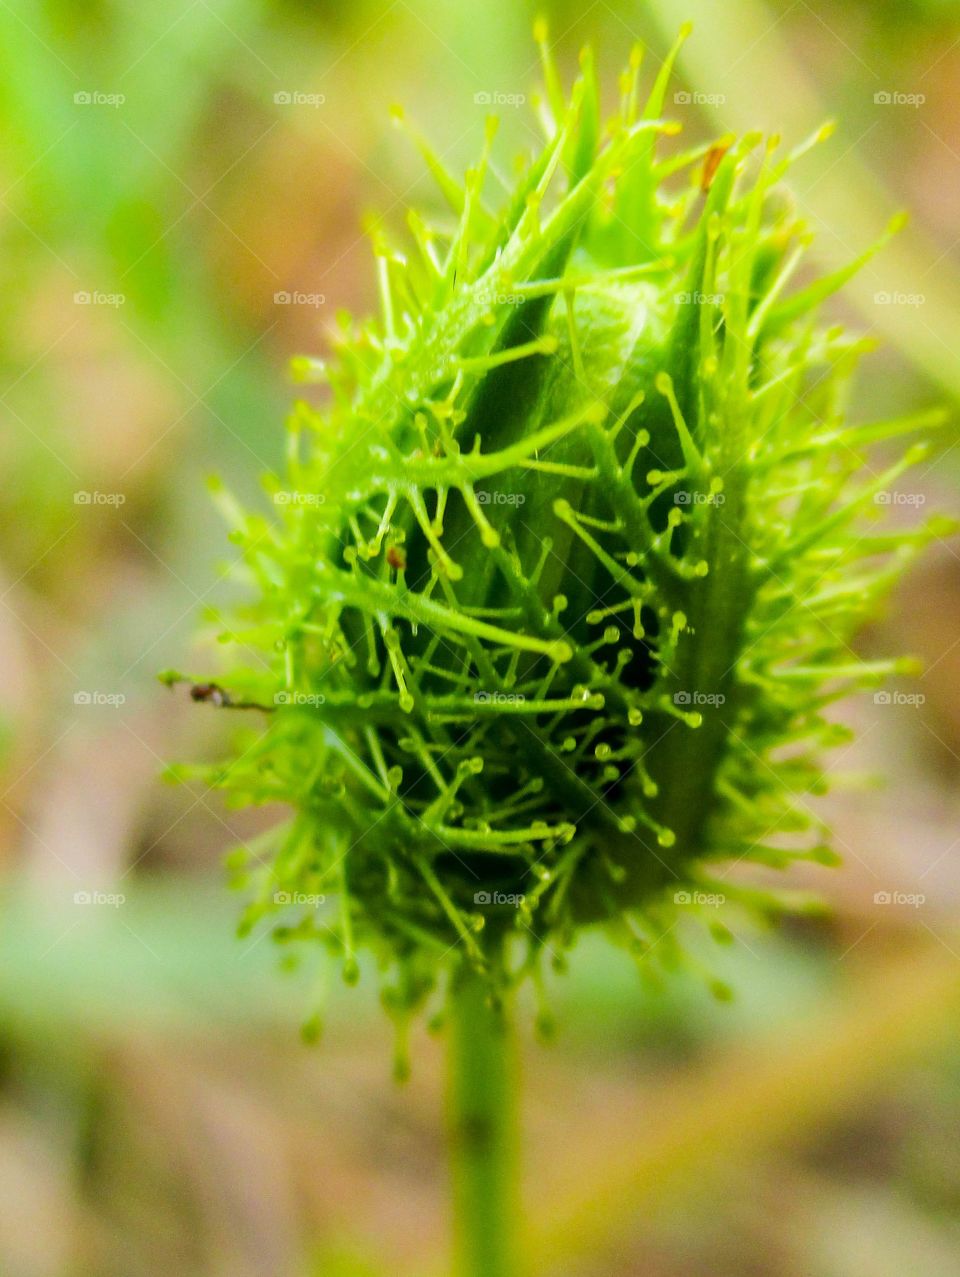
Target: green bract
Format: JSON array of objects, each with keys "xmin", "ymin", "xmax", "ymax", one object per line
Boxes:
[{"xmin": 165, "ymin": 29, "xmax": 946, "ymax": 1040}]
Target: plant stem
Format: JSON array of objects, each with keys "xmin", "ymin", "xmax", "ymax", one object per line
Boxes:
[{"xmin": 448, "ymin": 965, "xmax": 518, "ymax": 1277}]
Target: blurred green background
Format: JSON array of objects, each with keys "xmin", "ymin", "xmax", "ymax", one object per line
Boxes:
[{"xmin": 2, "ymin": 1, "xmax": 960, "ymax": 1273}]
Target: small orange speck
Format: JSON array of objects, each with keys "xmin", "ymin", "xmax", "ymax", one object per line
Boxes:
[{"xmin": 700, "ymin": 142, "xmax": 730, "ymax": 194}]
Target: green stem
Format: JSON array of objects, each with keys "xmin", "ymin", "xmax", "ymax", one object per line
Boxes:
[{"xmin": 448, "ymin": 966, "xmax": 518, "ymax": 1277}]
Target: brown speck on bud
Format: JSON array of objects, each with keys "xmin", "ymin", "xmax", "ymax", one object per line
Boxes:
[
  {"xmin": 190, "ymin": 682, "xmax": 231, "ymax": 707},
  {"xmin": 701, "ymin": 142, "xmax": 730, "ymax": 194}
]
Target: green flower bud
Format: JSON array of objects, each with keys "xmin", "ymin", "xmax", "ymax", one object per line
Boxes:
[{"xmin": 165, "ymin": 30, "xmax": 948, "ymax": 1032}]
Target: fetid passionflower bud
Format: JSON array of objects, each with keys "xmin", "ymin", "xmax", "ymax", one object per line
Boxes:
[{"xmin": 163, "ymin": 27, "xmax": 948, "ymax": 1049}]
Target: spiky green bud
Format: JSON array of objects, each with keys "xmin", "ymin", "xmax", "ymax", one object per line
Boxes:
[{"xmin": 166, "ymin": 30, "xmax": 947, "ymax": 1037}]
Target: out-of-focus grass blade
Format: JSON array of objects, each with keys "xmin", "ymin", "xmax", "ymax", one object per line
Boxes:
[{"xmin": 524, "ymin": 938, "xmax": 960, "ymax": 1273}]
